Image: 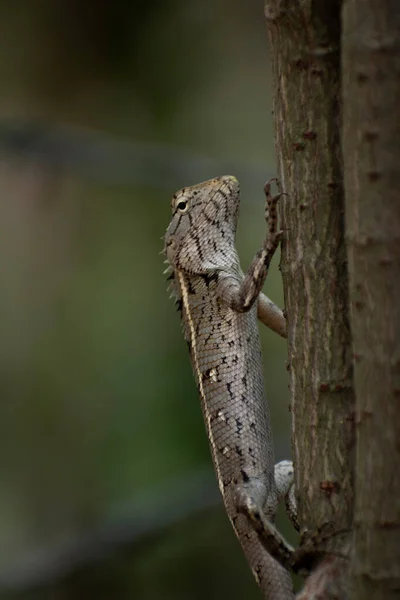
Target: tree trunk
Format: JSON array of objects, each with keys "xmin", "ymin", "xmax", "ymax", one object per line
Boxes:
[
  {"xmin": 265, "ymin": 0, "xmax": 355, "ymax": 595},
  {"xmin": 342, "ymin": 1, "xmax": 400, "ymax": 599}
]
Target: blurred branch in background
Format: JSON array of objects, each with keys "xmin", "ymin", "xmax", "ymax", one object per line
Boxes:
[
  {"xmin": 0, "ymin": 469, "xmax": 220, "ymax": 596},
  {"xmin": 0, "ymin": 119, "xmax": 271, "ymax": 193}
]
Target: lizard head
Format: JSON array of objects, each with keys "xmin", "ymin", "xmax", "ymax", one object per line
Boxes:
[{"xmin": 164, "ymin": 175, "xmax": 240, "ymax": 274}]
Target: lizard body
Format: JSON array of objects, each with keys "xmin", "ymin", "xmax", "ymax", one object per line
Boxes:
[{"xmin": 164, "ymin": 176, "xmax": 295, "ymax": 599}]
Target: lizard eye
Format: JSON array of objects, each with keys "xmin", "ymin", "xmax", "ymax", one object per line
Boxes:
[{"xmin": 176, "ymin": 199, "xmax": 188, "ymax": 213}]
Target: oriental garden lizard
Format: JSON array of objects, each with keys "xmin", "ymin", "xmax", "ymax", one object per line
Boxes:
[{"xmin": 164, "ymin": 176, "xmax": 297, "ymax": 599}]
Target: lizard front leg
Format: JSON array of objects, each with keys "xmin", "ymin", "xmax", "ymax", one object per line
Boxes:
[
  {"xmin": 257, "ymin": 292, "xmax": 287, "ymax": 338},
  {"xmin": 217, "ymin": 179, "xmax": 284, "ymax": 314}
]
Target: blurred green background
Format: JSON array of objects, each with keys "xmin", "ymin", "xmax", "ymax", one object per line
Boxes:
[{"xmin": 0, "ymin": 1, "xmax": 294, "ymax": 598}]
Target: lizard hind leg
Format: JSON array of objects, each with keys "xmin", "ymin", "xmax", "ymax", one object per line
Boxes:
[
  {"xmin": 273, "ymin": 460, "xmax": 298, "ymax": 532},
  {"xmin": 233, "ymin": 478, "xmax": 294, "ymax": 571}
]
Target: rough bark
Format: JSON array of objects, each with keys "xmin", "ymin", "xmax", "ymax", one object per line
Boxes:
[
  {"xmin": 265, "ymin": 0, "xmax": 355, "ymax": 594},
  {"xmin": 342, "ymin": 2, "xmax": 400, "ymax": 599}
]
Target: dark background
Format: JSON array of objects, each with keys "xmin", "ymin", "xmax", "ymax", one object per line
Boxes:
[{"xmin": 0, "ymin": 1, "xmax": 294, "ymax": 598}]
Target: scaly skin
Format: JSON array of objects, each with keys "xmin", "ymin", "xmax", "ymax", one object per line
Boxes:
[{"xmin": 164, "ymin": 176, "xmax": 296, "ymax": 599}]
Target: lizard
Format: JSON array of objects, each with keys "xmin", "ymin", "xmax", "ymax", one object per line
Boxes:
[{"xmin": 163, "ymin": 175, "xmax": 297, "ymax": 599}]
